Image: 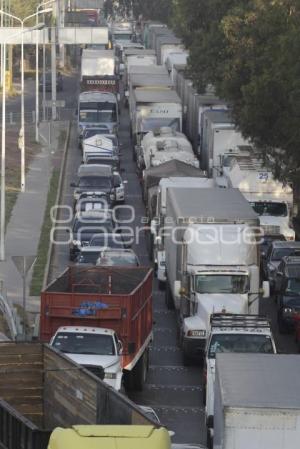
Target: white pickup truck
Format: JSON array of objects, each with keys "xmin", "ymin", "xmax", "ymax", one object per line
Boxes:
[
  {"xmin": 50, "ymin": 326, "xmax": 124, "ymax": 391},
  {"xmin": 204, "ymin": 314, "xmax": 277, "ymax": 447}
]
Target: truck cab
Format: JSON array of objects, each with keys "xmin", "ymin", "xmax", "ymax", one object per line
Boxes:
[
  {"xmin": 204, "ymin": 314, "xmax": 276, "ymax": 446},
  {"xmin": 51, "ymin": 326, "xmax": 124, "ymax": 391}
]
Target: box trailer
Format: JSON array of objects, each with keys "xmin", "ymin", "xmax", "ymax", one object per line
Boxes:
[{"xmin": 214, "ymin": 353, "xmax": 300, "ymax": 449}]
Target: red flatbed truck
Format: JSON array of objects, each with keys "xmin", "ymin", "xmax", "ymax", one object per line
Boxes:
[{"xmin": 40, "ymin": 266, "xmax": 153, "ymax": 390}]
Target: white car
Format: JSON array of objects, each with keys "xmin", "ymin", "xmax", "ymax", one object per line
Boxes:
[{"xmin": 51, "ymin": 326, "xmax": 124, "ymax": 391}]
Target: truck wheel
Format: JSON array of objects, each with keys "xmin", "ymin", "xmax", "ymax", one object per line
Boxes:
[
  {"xmin": 133, "ymin": 351, "xmax": 148, "ymax": 391},
  {"xmin": 165, "ymin": 282, "xmax": 174, "ymax": 310}
]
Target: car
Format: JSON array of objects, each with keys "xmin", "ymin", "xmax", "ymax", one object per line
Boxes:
[
  {"xmin": 74, "ymin": 246, "xmax": 107, "ymax": 265},
  {"xmin": 96, "ymin": 249, "xmax": 140, "ymax": 267},
  {"xmin": 262, "ymin": 241, "xmax": 300, "ymax": 290},
  {"xmin": 85, "ymin": 154, "xmax": 120, "ymax": 171},
  {"xmin": 79, "ymin": 125, "xmax": 111, "ymax": 149},
  {"xmin": 260, "ymin": 234, "xmax": 286, "ymax": 260},
  {"xmin": 75, "ymin": 194, "xmax": 111, "ymax": 213},
  {"xmin": 275, "ymin": 256, "xmax": 300, "ymax": 333},
  {"xmin": 71, "ymin": 169, "xmax": 116, "ymax": 205},
  {"xmin": 69, "ymin": 211, "xmax": 116, "ymax": 261},
  {"xmin": 89, "ymin": 232, "xmax": 129, "ymax": 248},
  {"xmin": 39, "ymin": 71, "xmax": 63, "ymax": 92}
]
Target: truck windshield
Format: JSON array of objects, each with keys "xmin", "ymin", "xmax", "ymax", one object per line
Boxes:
[
  {"xmin": 80, "ymin": 110, "xmax": 117, "ymax": 123},
  {"xmin": 286, "ymin": 278, "xmax": 300, "ymax": 296},
  {"xmin": 52, "ymin": 332, "xmax": 116, "ymax": 355},
  {"xmin": 195, "ymin": 275, "xmax": 249, "ymax": 294},
  {"xmin": 250, "ymin": 201, "xmax": 287, "ymax": 217},
  {"xmin": 208, "ymin": 334, "xmax": 274, "ymax": 359}
]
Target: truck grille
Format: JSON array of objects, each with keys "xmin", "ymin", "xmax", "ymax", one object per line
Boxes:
[
  {"xmin": 83, "ymin": 365, "xmax": 105, "ymax": 380},
  {"xmin": 261, "ymin": 225, "xmax": 281, "ymax": 235}
]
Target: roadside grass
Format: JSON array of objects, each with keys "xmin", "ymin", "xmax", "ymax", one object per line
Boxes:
[{"xmin": 30, "ymin": 169, "xmax": 60, "ymax": 296}]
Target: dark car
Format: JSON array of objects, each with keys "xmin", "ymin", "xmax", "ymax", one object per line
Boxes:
[
  {"xmin": 39, "ymin": 71, "xmax": 63, "ymax": 92},
  {"xmin": 260, "ymin": 234, "xmax": 286, "ymax": 260},
  {"xmin": 89, "ymin": 232, "xmax": 130, "ymax": 248},
  {"xmin": 262, "ymin": 241, "xmax": 300, "ymax": 290},
  {"xmin": 275, "ymin": 256, "xmax": 300, "ymax": 333},
  {"xmin": 69, "ymin": 211, "xmax": 115, "ymax": 261}
]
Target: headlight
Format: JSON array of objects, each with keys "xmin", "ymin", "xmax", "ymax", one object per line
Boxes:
[
  {"xmin": 283, "ymin": 307, "xmax": 293, "ymax": 314},
  {"xmin": 105, "ymin": 372, "xmax": 117, "ymax": 379},
  {"xmin": 110, "ymin": 193, "xmax": 115, "ymax": 200},
  {"xmin": 72, "ymin": 240, "xmax": 81, "ymax": 246},
  {"xmin": 187, "ymin": 330, "xmax": 206, "ymax": 337},
  {"xmin": 268, "ymin": 264, "xmax": 276, "ymax": 272}
]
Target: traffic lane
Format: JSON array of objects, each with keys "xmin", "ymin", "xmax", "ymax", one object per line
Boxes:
[{"xmin": 118, "ymin": 106, "xmax": 205, "ymax": 444}]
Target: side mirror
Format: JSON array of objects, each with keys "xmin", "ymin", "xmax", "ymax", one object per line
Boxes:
[
  {"xmin": 125, "ymin": 90, "xmax": 129, "ymax": 98},
  {"xmin": 261, "ymin": 280, "xmax": 270, "ymax": 298}
]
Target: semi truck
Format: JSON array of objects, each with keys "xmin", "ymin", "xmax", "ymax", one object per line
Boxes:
[
  {"xmin": 155, "ymin": 35, "xmax": 183, "ymax": 65},
  {"xmin": 201, "ymin": 109, "xmax": 249, "ymax": 176},
  {"xmin": 216, "ymin": 145, "xmax": 295, "ymax": 240},
  {"xmin": 136, "ymin": 127, "xmax": 199, "ymax": 173},
  {"xmin": 213, "ymin": 353, "xmax": 300, "ymax": 449},
  {"xmin": 130, "ymin": 89, "xmax": 182, "ymax": 146},
  {"xmin": 150, "ymin": 177, "xmax": 215, "ymax": 287},
  {"xmin": 204, "ymin": 314, "xmax": 277, "ymax": 447},
  {"xmin": 40, "ymin": 266, "xmax": 153, "ymax": 391},
  {"xmin": 0, "ymin": 342, "xmax": 157, "ymax": 449},
  {"xmin": 164, "ymin": 187, "xmax": 270, "ymax": 363}
]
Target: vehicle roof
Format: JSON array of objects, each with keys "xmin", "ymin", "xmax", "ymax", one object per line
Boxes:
[
  {"xmin": 130, "ymin": 74, "xmax": 173, "ymax": 87},
  {"xmin": 78, "ymin": 164, "xmax": 113, "ymax": 177},
  {"xmin": 134, "ymin": 89, "xmax": 181, "ymax": 103},
  {"xmin": 271, "ymin": 241, "xmax": 300, "ymax": 249},
  {"xmin": 101, "ymin": 249, "xmax": 136, "ymax": 256},
  {"xmin": 280, "ymin": 256, "xmax": 300, "ymax": 277},
  {"xmin": 75, "ymin": 210, "xmax": 113, "ymax": 219},
  {"xmin": 55, "ymin": 326, "xmax": 115, "ymax": 335},
  {"xmin": 203, "ymin": 109, "xmax": 233, "ymax": 125},
  {"xmin": 216, "ymin": 354, "xmax": 300, "ymax": 409},
  {"xmin": 124, "ymin": 48, "xmax": 155, "ymax": 56},
  {"xmin": 167, "ymin": 187, "xmax": 258, "ymax": 223},
  {"xmin": 79, "ymin": 91, "xmax": 117, "ymax": 103},
  {"xmin": 156, "ymin": 36, "xmax": 182, "ymax": 45},
  {"xmin": 128, "ymin": 65, "xmax": 168, "ymax": 76},
  {"xmin": 49, "ymin": 426, "xmax": 169, "ymax": 448}
]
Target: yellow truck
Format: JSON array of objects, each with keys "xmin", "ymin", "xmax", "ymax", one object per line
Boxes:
[{"xmin": 48, "ymin": 425, "xmax": 171, "ymax": 449}]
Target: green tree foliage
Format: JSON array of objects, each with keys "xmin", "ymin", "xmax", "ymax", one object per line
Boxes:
[
  {"xmin": 10, "ymin": 0, "xmax": 40, "ymax": 21},
  {"xmin": 173, "ymin": 0, "xmax": 300, "ymax": 179}
]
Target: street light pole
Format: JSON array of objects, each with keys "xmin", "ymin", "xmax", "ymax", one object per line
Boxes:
[
  {"xmin": 20, "ymin": 25, "xmax": 25, "ymax": 191},
  {"xmin": 0, "ymin": 41, "xmax": 6, "ymax": 260},
  {"xmin": 0, "ymin": 8, "xmax": 52, "ymax": 192}
]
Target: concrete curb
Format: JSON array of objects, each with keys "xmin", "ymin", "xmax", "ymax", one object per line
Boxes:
[{"xmin": 42, "ymin": 120, "xmax": 72, "ymax": 290}]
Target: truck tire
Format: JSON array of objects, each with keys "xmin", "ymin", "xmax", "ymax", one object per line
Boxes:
[
  {"xmin": 165, "ymin": 282, "xmax": 174, "ymax": 310},
  {"xmin": 133, "ymin": 350, "xmax": 148, "ymax": 391}
]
